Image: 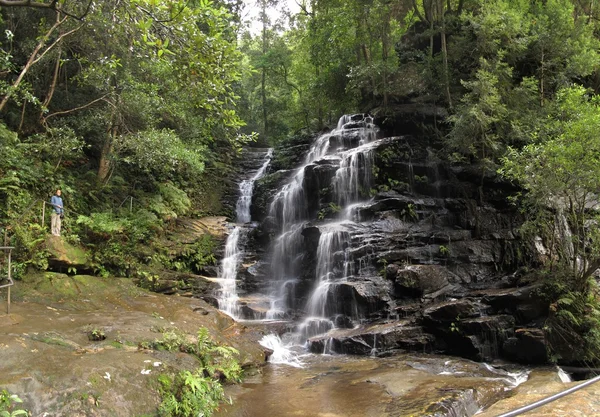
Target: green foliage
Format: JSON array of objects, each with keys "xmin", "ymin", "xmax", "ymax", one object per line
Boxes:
[
  {"xmin": 158, "ymin": 370, "xmax": 226, "ymax": 417},
  {"xmin": 156, "ymin": 328, "xmax": 241, "ymax": 417},
  {"xmin": 10, "ymin": 223, "xmax": 49, "ymax": 277},
  {"xmin": 148, "ymin": 183, "xmax": 192, "ymax": 221},
  {"xmin": 447, "ymin": 58, "xmax": 508, "ymax": 161},
  {"xmin": 400, "ymin": 203, "xmax": 417, "ymax": 221},
  {"xmin": 159, "ymin": 235, "xmax": 217, "ymax": 274},
  {"xmin": 76, "ymin": 212, "xmax": 130, "ymax": 237},
  {"xmin": 501, "ymin": 86, "xmax": 600, "ymax": 291},
  {"xmin": 538, "ymin": 270, "xmax": 600, "ymax": 363},
  {"xmin": 317, "ymin": 202, "xmax": 342, "ymax": 221},
  {"xmin": 450, "ymin": 316, "xmax": 461, "ymax": 333},
  {"xmin": 0, "ymin": 0, "xmax": 248, "ymax": 277},
  {"xmin": 0, "ymin": 390, "xmax": 28, "ymax": 417},
  {"xmin": 448, "ymin": 0, "xmax": 599, "ymax": 163},
  {"xmin": 87, "ymin": 327, "xmax": 106, "ymax": 342},
  {"xmin": 116, "ymin": 129, "xmax": 206, "ymax": 181}
]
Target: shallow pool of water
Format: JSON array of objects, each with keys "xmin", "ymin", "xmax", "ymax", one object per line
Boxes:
[{"xmin": 217, "ymin": 352, "xmax": 529, "ymax": 417}]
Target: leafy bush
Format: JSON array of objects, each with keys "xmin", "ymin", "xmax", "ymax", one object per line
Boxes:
[
  {"xmin": 160, "ymin": 235, "xmax": 217, "ymax": 274},
  {"xmin": 148, "ymin": 182, "xmax": 191, "ymax": 221},
  {"xmin": 0, "ymin": 390, "xmax": 28, "ymax": 417},
  {"xmin": 76, "ymin": 212, "xmax": 131, "ymax": 240},
  {"xmin": 158, "ymin": 370, "xmax": 226, "ymax": 417},
  {"xmin": 155, "ymin": 328, "xmax": 242, "ymax": 417},
  {"xmin": 539, "ymin": 269, "xmax": 600, "ymax": 364},
  {"xmin": 116, "ymin": 129, "xmax": 205, "ymax": 181},
  {"xmin": 11, "ymin": 223, "xmax": 49, "ymax": 277}
]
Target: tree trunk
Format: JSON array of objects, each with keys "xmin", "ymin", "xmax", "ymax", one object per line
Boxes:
[
  {"xmin": 381, "ymin": 10, "xmax": 390, "ymax": 110},
  {"xmin": 315, "ymin": 64, "xmax": 323, "ymax": 129},
  {"xmin": 428, "ymin": 0, "xmax": 434, "ymax": 58},
  {"xmin": 439, "ymin": 0, "xmax": 452, "ymax": 108},
  {"xmin": 40, "ymin": 45, "xmax": 62, "ymax": 121},
  {"xmin": 98, "ymin": 123, "xmax": 117, "ymax": 185},
  {"xmin": 540, "ymin": 47, "xmax": 545, "ymax": 107},
  {"xmin": 261, "ymin": 0, "xmax": 268, "ymax": 137}
]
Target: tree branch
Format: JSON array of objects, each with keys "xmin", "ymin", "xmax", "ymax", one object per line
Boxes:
[
  {"xmin": 41, "ymin": 93, "xmax": 109, "ymax": 125},
  {"xmin": 32, "ymin": 25, "xmax": 81, "ymax": 65},
  {"xmin": 0, "ymin": 0, "xmax": 93, "ymax": 20},
  {"xmin": 296, "ymin": 0, "xmax": 313, "ymax": 17},
  {"xmin": 0, "ymin": 14, "xmax": 68, "ymax": 112},
  {"xmin": 135, "ymin": 0, "xmax": 192, "ymax": 24},
  {"xmin": 412, "ymin": 0, "xmax": 427, "ymax": 23}
]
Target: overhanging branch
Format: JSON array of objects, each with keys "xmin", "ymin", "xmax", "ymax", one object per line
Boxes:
[
  {"xmin": 0, "ymin": 0, "xmax": 93, "ymax": 20},
  {"xmin": 41, "ymin": 93, "xmax": 109, "ymax": 125}
]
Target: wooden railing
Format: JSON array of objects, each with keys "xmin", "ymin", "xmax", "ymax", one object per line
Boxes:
[{"xmin": 0, "ymin": 246, "xmax": 14, "ymax": 314}]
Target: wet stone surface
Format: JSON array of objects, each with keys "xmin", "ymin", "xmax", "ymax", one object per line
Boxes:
[
  {"xmin": 0, "ymin": 273, "xmax": 268, "ymax": 417},
  {"xmin": 217, "ymin": 352, "xmax": 531, "ymax": 417}
]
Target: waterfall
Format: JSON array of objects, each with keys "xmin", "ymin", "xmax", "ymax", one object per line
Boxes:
[
  {"xmin": 259, "ymin": 334, "xmax": 304, "ymax": 367},
  {"xmin": 264, "ymin": 114, "xmax": 379, "ymax": 342},
  {"xmin": 217, "ymin": 149, "xmax": 272, "ymax": 319}
]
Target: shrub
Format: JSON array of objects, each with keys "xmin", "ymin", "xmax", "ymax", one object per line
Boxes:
[{"xmin": 156, "ymin": 328, "xmax": 242, "ymax": 417}]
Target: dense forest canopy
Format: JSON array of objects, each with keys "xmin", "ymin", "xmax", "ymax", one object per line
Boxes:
[{"xmin": 2, "ymin": 0, "xmax": 600, "ymax": 362}]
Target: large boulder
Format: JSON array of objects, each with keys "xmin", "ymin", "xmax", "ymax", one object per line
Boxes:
[
  {"xmin": 389, "ymin": 264, "xmax": 458, "ymax": 299},
  {"xmin": 423, "ymin": 299, "xmax": 485, "ymax": 325},
  {"xmin": 45, "ymin": 236, "xmax": 90, "ymax": 272},
  {"xmin": 479, "ymin": 284, "xmax": 548, "ymax": 324}
]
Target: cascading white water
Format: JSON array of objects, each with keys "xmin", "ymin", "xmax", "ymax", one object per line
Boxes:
[
  {"xmin": 298, "ymin": 223, "xmax": 362, "ymax": 341},
  {"xmin": 217, "ymin": 149, "xmax": 272, "ymax": 318},
  {"xmin": 237, "ymin": 149, "xmax": 274, "ymax": 223},
  {"xmin": 264, "ymin": 114, "xmax": 379, "ymax": 343},
  {"xmin": 333, "ymin": 145, "xmax": 375, "ymax": 207},
  {"xmin": 218, "ymin": 227, "xmax": 242, "ymax": 317}
]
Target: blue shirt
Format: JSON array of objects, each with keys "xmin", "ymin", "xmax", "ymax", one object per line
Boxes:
[{"xmin": 50, "ymin": 195, "xmax": 63, "ymax": 214}]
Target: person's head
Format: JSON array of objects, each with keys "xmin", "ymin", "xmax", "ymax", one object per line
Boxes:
[{"xmin": 56, "ymin": 189, "xmax": 61, "ymax": 196}]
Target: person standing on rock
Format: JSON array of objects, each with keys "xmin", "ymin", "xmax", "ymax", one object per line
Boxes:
[{"xmin": 50, "ymin": 189, "xmax": 64, "ymax": 236}]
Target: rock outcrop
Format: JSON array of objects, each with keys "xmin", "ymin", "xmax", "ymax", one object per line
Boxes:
[{"xmin": 226, "ymin": 115, "xmax": 550, "ymax": 364}]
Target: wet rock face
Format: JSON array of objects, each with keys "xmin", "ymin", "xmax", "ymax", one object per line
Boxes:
[
  {"xmin": 503, "ymin": 328, "xmax": 548, "ymax": 364},
  {"xmin": 390, "ymin": 264, "xmax": 456, "ymax": 299},
  {"xmin": 307, "ymin": 321, "xmax": 435, "ymax": 355}
]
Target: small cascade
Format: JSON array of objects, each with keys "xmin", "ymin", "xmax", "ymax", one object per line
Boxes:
[
  {"xmin": 333, "ymin": 146, "xmax": 375, "ymax": 207},
  {"xmin": 299, "ymin": 225, "xmax": 356, "ymax": 340},
  {"xmin": 259, "ymin": 334, "xmax": 304, "ymax": 368},
  {"xmin": 217, "ymin": 149, "xmax": 272, "ymax": 319},
  {"xmin": 237, "ymin": 149, "xmax": 273, "ymax": 223},
  {"xmin": 218, "ymin": 227, "xmax": 242, "ymax": 317}
]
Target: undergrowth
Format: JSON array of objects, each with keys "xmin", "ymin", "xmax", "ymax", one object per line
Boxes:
[
  {"xmin": 0, "ymin": 390, "xmax": 28, "ymax": 417},
  {"xmin": 148, "ymin": 328, "xmax": 242, "ymax": 417},
  {"xmin": 538, "ymin": 268, "xmax": 600, "ymax": 365}
]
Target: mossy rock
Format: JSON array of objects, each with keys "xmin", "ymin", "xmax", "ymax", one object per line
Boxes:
[
  {"xmin": 16, "ymin": 272, "xmax": 144, "ymax": 308},
  {"xmin": 45, "ymin": 236, "xmax": 91, "ymax": 272}
]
